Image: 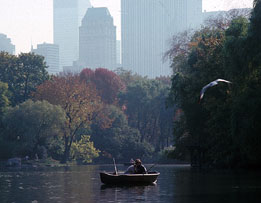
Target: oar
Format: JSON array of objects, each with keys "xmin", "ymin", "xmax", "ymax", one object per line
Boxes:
[
  {"xmin": 113, "ymin": 158, "xmax": 118, "ymax": 175},
  {"xmin": 147, "ymin": 163, "xmax": 157, "ymax": 173}
]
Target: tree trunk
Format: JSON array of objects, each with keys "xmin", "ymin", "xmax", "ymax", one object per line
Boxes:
[{"xmin": 61, "ymin": 136, "xmax": 69, "ymax": 163}]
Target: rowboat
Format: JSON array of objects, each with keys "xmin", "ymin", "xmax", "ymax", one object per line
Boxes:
[{"xmin": 100, "ymin": 171, "xmax": 160, "ymax": 185}]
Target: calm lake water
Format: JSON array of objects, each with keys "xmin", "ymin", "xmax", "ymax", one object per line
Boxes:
[{"xmin": 1, "ymin": 164, "xmax": 261, "ymax": 203}]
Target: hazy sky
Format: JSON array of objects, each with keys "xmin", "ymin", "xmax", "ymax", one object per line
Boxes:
[{"xmin": 0, "ymin": 0, "xmax": 253, "ymax": 54}]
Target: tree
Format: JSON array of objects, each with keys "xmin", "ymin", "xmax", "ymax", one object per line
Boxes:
[
  {"xmin": 247, "ymin": 0, "xmax": 261, "ymax": 67},
  {"xmin": 167, "ymin": 25, "xmax": 232, "ymax": 166},
  {"xmin": 1, "ymin": 100, "xmax": 65, "ymax": 158},
  {"xmin": 114, "ymin": 67, "xmax": 144, "ymax": 86},
  {"xmin": 90, "ymin": 105, "xmax": 154, "ymax": 162},
  {"xmin": 203, "ymin": 8, "xmax": 251, "ymax": 31},
  {"xmin": 0, "ymin": 81, "xmax": 10, "ymax": 134},
  {"xmin": 70, "ymin": 135, "xmax": 100, "ymax": 164},
  {"xmin": 17, "ymin": 53, "xmax": 49, "ymax": 103},
  {"xmin": 0, "ymin": 82, "xmax": 10, "ymax": 117},
  {"xmin": 156, "ymin": 87, "xmax": 174, "ymax": 151},
  {"xmin": 0, "ymin": 52, "xmax": 49, "ymax": 105},
  {"xmin": 225, "ymin": 1, "xmax": 261, "ymax": 167},
  {"xmin": 167, "ymin": 6, "xmax": 261, "ymax": 168},
  {"xmin": 91, "ymin": 105, "xmax": 129, "ymax": 160},
  {"xmin": 119, "ymin": 77, "xmax": 173, "ymax": 150},
  {"xmin": 80, "ymin": 68, "xmax": 125, "ymax": 104},
  {"xmin": 33, "ymin": 74, "xmax": 102, "ymax": 163}
]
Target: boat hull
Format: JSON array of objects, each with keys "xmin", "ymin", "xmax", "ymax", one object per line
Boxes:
[{"xmin": 100, "ymin": 172, "xmax": 160, "ymax": 185}]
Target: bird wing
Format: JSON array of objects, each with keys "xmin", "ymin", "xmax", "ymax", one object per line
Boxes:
[
  {"xmin": 199, "ymin": 79, "xmax": 232, "ymax": 101},
  {"xmin": 215, "ymin": 79, "xmax": 232, "ymax": 84},
  {"xmin": 199, "ymin": 81, "xmax": 218, "ymax": 100}
]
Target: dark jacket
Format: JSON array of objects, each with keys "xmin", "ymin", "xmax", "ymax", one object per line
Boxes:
[{"xmin": 134, "ymin": 164, "xmax": 147, "ymax": 174}]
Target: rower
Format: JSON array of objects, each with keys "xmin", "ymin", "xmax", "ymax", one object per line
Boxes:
[{"xmin": 124, "ymin": 159, "xmax": 147, "ymax": 174}]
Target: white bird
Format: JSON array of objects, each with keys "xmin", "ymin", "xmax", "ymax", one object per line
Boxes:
[{"xmin": 200, "ymin": 79, "xmax": 232, "ymax": 100}]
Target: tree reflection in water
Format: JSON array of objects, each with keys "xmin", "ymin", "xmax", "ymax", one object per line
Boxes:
[
  {"xmin": 1, "ymin": 165, "xmax": 261, "ymax": 203},
  {"xmin": 99, "ymin": 183, "xmax": 159, "ymax": 202}
]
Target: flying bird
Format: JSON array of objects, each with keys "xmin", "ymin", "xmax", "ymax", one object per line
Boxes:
[{"xmin": 199, "ymin": 79, "xmax": 232, "ymax": 101}]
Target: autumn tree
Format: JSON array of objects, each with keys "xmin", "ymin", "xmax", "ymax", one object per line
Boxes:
[
  {"xmin": 80, "ymin": 68, "xmax": 125, "ymax": 104},
  {"xmin": 33, "ymin": 74, "xmax": 102, "ymax": 163}
]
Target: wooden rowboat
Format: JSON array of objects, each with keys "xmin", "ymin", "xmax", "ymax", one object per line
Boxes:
[{"xmin": 100, "ymin": 171, "xmax": 160, "ymax": 185}]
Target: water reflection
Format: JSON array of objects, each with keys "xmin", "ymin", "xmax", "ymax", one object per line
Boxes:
[
  {"xmin": 99, "ymin": 183, "xmax": 159, "ymax": 202},
  {"xmin": 1, "ymin": 164, "xmax": 261, "ymax": 203}
]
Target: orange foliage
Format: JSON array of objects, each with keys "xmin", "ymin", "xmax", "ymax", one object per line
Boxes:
[
  {"xmin": 33, "ymin": 73, "xmax": 114, "ymax": 162},
  {"xmin": 33, "ymin": 74, "xmax": 103, "ymax": 137}
]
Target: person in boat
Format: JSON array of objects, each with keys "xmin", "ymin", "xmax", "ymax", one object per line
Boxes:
[{"xmin": 124, "ymin": 159, "xmax": 147, "ymax": 174}]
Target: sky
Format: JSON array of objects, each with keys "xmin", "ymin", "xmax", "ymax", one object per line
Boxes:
[{"xmin": 0, "ymin": 0, "xmax": 253, "ymax": 54}]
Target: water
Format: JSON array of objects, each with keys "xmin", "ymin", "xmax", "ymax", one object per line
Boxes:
[{"xmin": 0, "ymin": 164, "xmax": 261, "ymax": 203}]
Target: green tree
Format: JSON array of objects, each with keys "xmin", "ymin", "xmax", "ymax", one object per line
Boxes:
[
  {"xmin": 70, "ymin": 135, "xmax": 100, "ymax": 164},
  {"xmin": 167, "ymin": 6, "xmax": 261, "ymax": 168},
  {"xmin": 91, "ymin": 105, "xmax": 154, "ymax": 161},
  {"xmin": 247, "ymin": 0, "xmax": 261, "ymax": 67},
  {"xmin": 0, "ymin": 82, "xmax": 10, "ymax": 149},
  {"xmin": 0, "ymin": 52, "xmax": 49, "ymax": 105},
  {"xmin": 167, "ymin": 25, "xmax": 232, "ymax": 166},
  {"xmin": 119, "ymin": 77, "xmax": 173, "ymax": 150},
  {"xmin": 1, "ymin": 100, "xmax": 65, "ymax": 158},
  {"xmin": 115, "ymin": 68, "xmax": 144, "ymax": 86},
  {"xmin": 0, "ymin": 82, "xmax": 10, "ymax": 117},
  {"xmin": 224, "ymin": 1, "xmax": 261, "ymax": 167}
]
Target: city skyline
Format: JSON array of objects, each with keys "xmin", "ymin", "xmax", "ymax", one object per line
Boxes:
[
  {"xmin": 0, "ymin": 33, "xmax": 15, "ymax": 54},
  {"xmin": 0, "ymin": 0, "xmax": 253, "ymax": 54},
  {"xmin": 121, "ymin": 0, "xmax": 203, "ymax": 78},
  {"xmin": 79, "ymin": 7, "xmax": 116, "ymax": 70},
  {"xmin": 53, "ymin": 0, "xmax": 91, "ymax": 70},
  {"xmin": 31, "ymin": 42, "xmax": 60, "ymax": 74}
]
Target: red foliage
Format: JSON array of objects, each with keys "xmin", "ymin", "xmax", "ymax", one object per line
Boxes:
[
  {"xmin": 80, "ymin": 68, "xmax": 125, "ymax": 104},
  {"xmin": 80, "ymin": 68, "xmax": 94, "ymax": 82}
]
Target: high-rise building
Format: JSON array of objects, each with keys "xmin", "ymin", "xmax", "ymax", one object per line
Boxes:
[
  {"xmin": 79, "ymin": 7, "xmax": 116, "ymax": 70},
  {"xmin": 121, "ymin": 0, "xmax": 202, "ymax": 78},
  {"xmin": 32, "ymin": 43, "xmax": 60, "ymax": 75},
  {"xmin": 0, "ymin": 33, "xmax": 15, "ymax": 54},
  {"xmin": 116, "ymin": 40, "xmax": 121, "ymax": 67},
  {"xmin": 53, "ymin": 0, "xmax": 91, "ymax": 70}
]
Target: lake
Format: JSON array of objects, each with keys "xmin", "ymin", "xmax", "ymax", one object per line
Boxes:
[{"xmin": 1, "ymin": 164, "xmax": 261, "ymax": 203}]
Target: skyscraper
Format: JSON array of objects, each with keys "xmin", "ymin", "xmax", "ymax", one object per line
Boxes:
[
  {"xmin": 0, "ymin": 33, "xmax": 15, "ymax": 54},
  {"xmin": 121, "ymin": 0, "xmax": 202, "ymax": 78},
  {"xmin": 32, "ymin": 43, "xmax": 60, "ymax": 75},
  {"xmin": 79, "ymin": 7, "xmax": 116, "ymax": 70},
  {"xmin": 116, "ymin": 40, "xmax": 121, "ymax": 67},
  {"xmin": 53, "ymin": 0, "xmax": 91, "ymax": 71}
]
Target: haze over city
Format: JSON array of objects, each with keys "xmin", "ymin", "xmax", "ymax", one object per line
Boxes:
[
  {"xmin": 0, "ymin": 0, "xmax": 253, "ymax": 54},
  {"xmin": 1, "ymin": 1, "xmax": 261, "ymax": 202}
]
